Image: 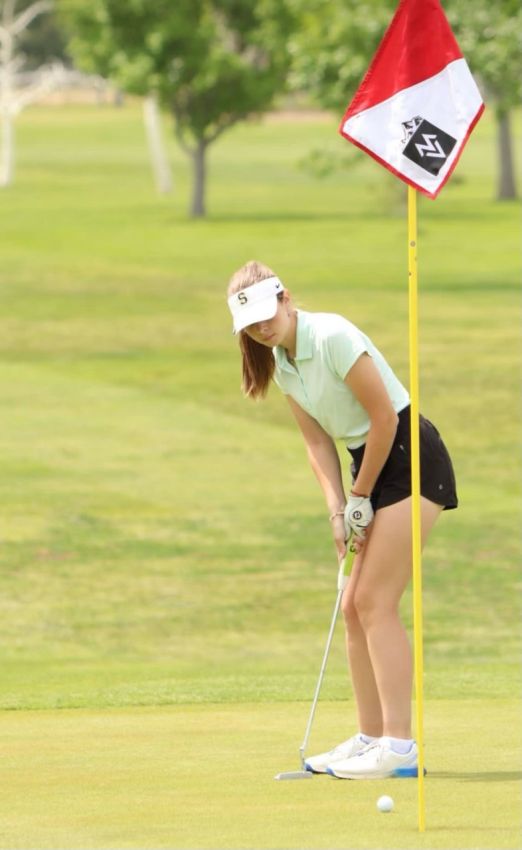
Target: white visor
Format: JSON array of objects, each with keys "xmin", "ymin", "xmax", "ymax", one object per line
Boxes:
[{"xmin": 227, "ymin": 276, "xmax": 284, "ymax": 333}]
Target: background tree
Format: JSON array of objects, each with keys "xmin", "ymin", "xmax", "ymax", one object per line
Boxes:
[
  {"xmin": 289, "ymin": 0, "xmax": 393, "ymax": 112},
  {"xmin": 289, "ymin": 0, "xmax": 520, "ymax": 200},
  {"xmin": 16, "ymin": 0, "xmax": 69, "ymax": 69},
  {"xmin": 447, "ymin": 0, "xmax": 521, "ymax": 199},
  {"xmin": 0, "ymin": 0, "xmax": 66, "ymax": 186},
  {"xmin": 61, "ymin": 0, "xmax": 297, "ymax": 217}
]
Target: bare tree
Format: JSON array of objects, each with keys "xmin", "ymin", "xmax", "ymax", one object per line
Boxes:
[
  {"xmin": 143, "ymin": 92, "xmax": 173, "ymax": 195},
  {"xmin": 0, "ymin": 0, "xmax": 65, "ymax": 186}
]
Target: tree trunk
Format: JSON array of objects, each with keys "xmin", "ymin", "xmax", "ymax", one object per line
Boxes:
[
  {"xmin": 0, "ymin": 111, "xmax": 14, "ymax": 187},
  {"xmin": 113, "ymin": 89, "xmax": 125, "ymax": 108},
  {"xmin": 190, "ymin": 140, "xmax": 207, "ymax": 218},
  {"xmin": 496, "ymin": 109, "xmax": 517, "ymax": 201},
  {"xmin": 143, "ymin": 93, "xmax": 173, "ymax": 194}
]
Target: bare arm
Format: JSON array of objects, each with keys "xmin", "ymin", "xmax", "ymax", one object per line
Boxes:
[
  {"xmin": 286, "ymin": 395, "xmax": 346, "ymax": 514},
  {"xmin": 286, "ymin": 396, "xmax": 348, "ymax": 560},
  {"xmin": 343, "ymin": 353, "xmax": 399, "ymax": 497}
]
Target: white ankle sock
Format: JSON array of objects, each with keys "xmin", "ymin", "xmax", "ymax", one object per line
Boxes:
[
  {"xmin": 382, "ymin": 735, "xmax": 414, "ymax": 754},
  {"xmin": 359, "ymin": 733, "xmax": 378, "ymax": 745}
]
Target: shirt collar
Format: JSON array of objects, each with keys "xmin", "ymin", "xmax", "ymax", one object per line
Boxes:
[{"xmin": 274, "ymin": 310, "xmax": 313, "ymax": 371}]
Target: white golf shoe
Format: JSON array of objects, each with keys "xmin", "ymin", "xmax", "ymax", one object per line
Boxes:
[
  {"xmin": 304, "ymin": 734, "xmax": 369, "ymax": 774},
  {"xmin": 327, "ymin": 738, "xmax": 419, "ymax": 779}
]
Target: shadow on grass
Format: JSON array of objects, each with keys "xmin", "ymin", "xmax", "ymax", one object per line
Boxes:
[{"xmin": 430, "ymin": 770, "xmax": 522, "ymax": 782}]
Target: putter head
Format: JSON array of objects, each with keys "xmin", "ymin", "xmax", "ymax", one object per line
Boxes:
[{"xmin": 274, "ymin": 770, "xmax": 313, "ymax": 780}]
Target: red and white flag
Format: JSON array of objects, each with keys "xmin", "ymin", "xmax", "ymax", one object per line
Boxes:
[{"xmin": 339, "ymin": 0, "xmax": 484, "ymax": 198}]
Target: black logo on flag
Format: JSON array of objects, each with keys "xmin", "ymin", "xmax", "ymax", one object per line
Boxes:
[{"xmin": 401, "ymin": 116, "xmax": 457, "ymax": 176}]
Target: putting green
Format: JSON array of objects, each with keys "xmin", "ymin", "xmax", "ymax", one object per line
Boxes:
[{"xmin": 1, "ymin": 699, "xmax": 519, "ymax": 849}]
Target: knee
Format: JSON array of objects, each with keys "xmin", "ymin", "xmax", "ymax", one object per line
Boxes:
[
  {"xmin": 353, "ymin": 586, "xmax": 385, "ymax": 631},
  {"xmin": 341, "ymin": 593, "xmax": 361, "ymax": 632}
]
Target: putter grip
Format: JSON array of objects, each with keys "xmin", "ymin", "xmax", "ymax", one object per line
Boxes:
[{"xmin": 337, "ymin": 547, "xmax": 355, "ymax": 591}]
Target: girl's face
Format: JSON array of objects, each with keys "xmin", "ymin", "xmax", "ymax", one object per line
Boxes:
[{"xmin": 243, "ymin": 294, "xmax": 295, "ymax": 349}]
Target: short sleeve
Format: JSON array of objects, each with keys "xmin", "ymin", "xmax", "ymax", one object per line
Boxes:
[{"xmin": 325, "ymin": 320, "xmax": 369, "ymax": 380}]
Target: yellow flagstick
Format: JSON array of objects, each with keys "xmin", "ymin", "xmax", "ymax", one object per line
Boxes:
[{"xmin": 407, "ymin": 185, "xmax": 425, "ymax": 832}]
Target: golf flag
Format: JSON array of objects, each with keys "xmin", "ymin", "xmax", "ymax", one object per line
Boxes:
[
  {"xmin": 338, "ymin": 0, "xmax": 484, "ymax": 834},
  {"xmin": 339, "ymin": 0, "xmax": 484, "ymax": 198}
]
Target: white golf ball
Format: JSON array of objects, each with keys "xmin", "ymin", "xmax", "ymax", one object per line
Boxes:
[{"xmin": 377, "ymin": 795, "xmax": 394, "ymax": 813}]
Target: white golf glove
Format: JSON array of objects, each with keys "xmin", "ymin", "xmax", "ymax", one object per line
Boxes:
[{"xmin": 344, "ymin": 494, "xmax": 374, "ymax": 541}]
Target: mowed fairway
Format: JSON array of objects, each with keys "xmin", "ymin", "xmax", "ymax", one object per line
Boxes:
[{"xmin": 0, "ymin": 103, "xmax": 520, "ymax": 848}]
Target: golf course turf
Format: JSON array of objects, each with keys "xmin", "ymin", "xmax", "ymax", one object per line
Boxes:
[{"xmin": 0, "ymin": 103, "xmax": 519, "ymax": 847}]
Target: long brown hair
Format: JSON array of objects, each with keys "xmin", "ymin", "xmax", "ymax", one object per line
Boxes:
[{"xmin": 228, "ymin": 260, "xmax": 281, "ymax": 400}]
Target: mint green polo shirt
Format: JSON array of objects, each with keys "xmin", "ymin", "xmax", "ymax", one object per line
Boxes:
[{"xmin": 273, "ymin": 310, "xmax": 409, "ymax": 449}]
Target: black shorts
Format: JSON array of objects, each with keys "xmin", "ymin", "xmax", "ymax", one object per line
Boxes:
[{"xmin": 348, "ymin": 406, "xmax": 458, "ymax": 512}]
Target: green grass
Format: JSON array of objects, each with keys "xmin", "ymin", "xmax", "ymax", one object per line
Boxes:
[
  {"xmin": 1, "ymin": 700, "xmax": 520, "ymax": 849},
  {"xmin": 0, "ymin": 103, "xmax": 520, "ymax": 847}
]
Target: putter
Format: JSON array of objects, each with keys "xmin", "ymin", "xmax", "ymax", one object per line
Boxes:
[{"xmin": 274, "ymin": 546, "xmax": 356, "ymax": 780}]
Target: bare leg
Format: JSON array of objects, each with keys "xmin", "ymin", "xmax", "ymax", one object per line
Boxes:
[
  {"xmin": 342, "ymin": 549, "xmax": 383, "ymax": 737},
  {"xmin": 343, "ymin": 497, "xmax": 442, "ymax": 739}
]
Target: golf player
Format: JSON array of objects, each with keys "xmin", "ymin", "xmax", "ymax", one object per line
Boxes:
[{"xmin": 227, "ymin": 260, "xmax": 458, "ymax": 780}]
